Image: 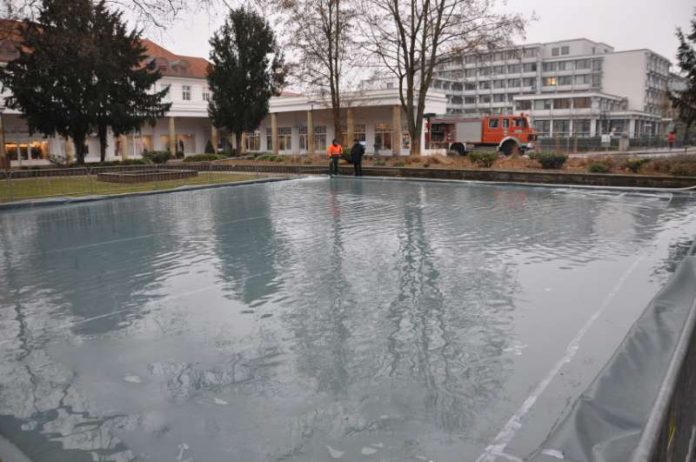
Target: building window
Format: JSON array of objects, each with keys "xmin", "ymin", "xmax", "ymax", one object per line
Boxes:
[
  {"xmin": 266, "ymin": 127, "xmax": 292, "ymax": 151},
  {"xmin": 543, "ymin": 77, "xmax": 557, "ymax": 86},
  {"xmin": 493, "ymin": 94, "xmax": 506, "ymax": 103},
  {"xmin": 524, "ymin": 48, "xmax": 538, "ymax": 59},
  {"xmin": 299, "ymin": 126, "xmax": 308, "ymax": 151},
  {"xmin": 479, "ymin": 80, "xmax": 491, "ymax": 90},
  {"xmin": 575, "ymin": 74, "xmax": 590, "ymax": 85},
  {"xmin": 561, "ymin": 46, "xmax": 570, "ymax": 55},
  {"xmin": 340, "ymin": 123, "xmax": 366, "ymax": 146},
  {"xmin": 508, "ymin": 79, "xmax": 520, "ymax": 88},
  {"xmin": 479, "ymin": 67, "xmax": 491, "ymax": 76},
  {"xmin": 574, "ymin": 97, "xmax": 591, "ymax": 109},
  {"xmin": 182, "ymin": 85, "xmax": 191, "ymax": 101},
  {"xmin": 523, "ymin": 63, "xmax": 537, "ymax": 72},
  {"xmin": 553, "ymin": 99, "xmax": 571, "ymax": 109},
  {"xmin": 575, "ymin": 119, "xmax": 591, "ymax": 134},
  {"xmin": 576, "ymin": 59, "xmax": 590, "ymax": 69},
  {"xmin": 278, "ymin": 127, "xmax": 291, "ymax": 150},
  {"xmin": 555, "ymin": 120, "xmax": 570, "ymax": 135},
  {"xmin": 479, "ymin": 95, "xmax": 491, "ymax": 103},
  {"xmin": 522, "ymin": 77, "xmax": 536, "ymax": 88},
  {"xmin": 508, "ymin": 64, "xmax": 521, "ymax": 73},
  {"xmin": 558, "ymin": 76, "xmax": 573, "ymax": 86},
  {"xmin": 592, "ymin": 59, "xmax": 602, "ymax": 71},
  {"xmin": 517, "ymin": 100, "xmax": 532, "ymax": 110},
  {"xmin": 552, "ymin": 47, "xmax": 560, "ymax": 57},
  {"xmin": 493, "ymin": 80, "xmax": 505, "ymax": 89},
  {"xmin": 315, "ymin": 126, "xmax": 327, "ymax": 150},
  {"xmin": 543, "ymin": 62, "xmax": 557, "ymax": 72},
  {"xmin": 374, "ymin": 123, "xmax": 392, "ymax": 150},
  {"xmin": 464, "ymin": 96, "xmax": 476, "ymax": 104},
  {"xmin": 202, "ymin": 89, "xmax": 210, "ymax": 101},
  {"xmin": 534, "ymin": 99, "xmax": 552, "ymax": 110},
  {"xmin": 534, "ymin": 120, "xmax": 551, "ymax": 135},
  {"xmin": 245, "ymin": 131, "xmax": 260, "ymax": 151},
  {"xmin": 465, "ymin": 82, "xmax": 476, "ymax": 91}
]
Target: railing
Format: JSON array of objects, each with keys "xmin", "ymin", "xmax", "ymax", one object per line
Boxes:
[
  {"xmin": 534, "ymin": 135, "xmax": 686, "ymax": 154},
  {"xmin": 637, "ymin": 242, "xmax": 696, "ymax": 461}
]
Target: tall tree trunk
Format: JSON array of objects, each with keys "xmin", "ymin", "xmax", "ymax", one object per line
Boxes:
[
  {"xmin": 97, "ymin": 123, "xmax": 108, "ymax": 163},
  {"xmin": 684, "ymin": 120, "xmax": 693, "ymax": 145},
  {"xmin": 73, "ymin": 132, "xmax": 87, "ymax": 165},
  {"xmin": 235, "ymin": 132, "xmax": 243, "ymax": 155}
]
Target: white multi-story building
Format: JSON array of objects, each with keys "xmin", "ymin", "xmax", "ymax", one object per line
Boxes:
[
  {"xmin": 432, "ymin": 38, "xmax": 672, "ymax": 137},
  {"xmin": 0, "ymin": 30, "xmax": 216, "ymax": 165}
]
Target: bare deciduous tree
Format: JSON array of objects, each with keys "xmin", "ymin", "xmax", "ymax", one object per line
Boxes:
[
  {"xmin": 277, "ymin": 0, "xmax": 356, "ymax": 141},
  {"xmin": 360, "ymin": 0, "xmax": 524, "ymax": 155},
  {"xmin": 1, "ymin": 0, "xmax": 224, "ymax": 27}
]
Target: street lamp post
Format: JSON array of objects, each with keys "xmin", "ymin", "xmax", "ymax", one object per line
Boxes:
[{"xmin": 0, "ymin": 104, "xmax": 7, "ymax": 170}]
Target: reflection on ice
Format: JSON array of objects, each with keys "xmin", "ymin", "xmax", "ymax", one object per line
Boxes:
[{"xmin": 1, "ymin": 179, "xmax": 696, "ymax": 461}]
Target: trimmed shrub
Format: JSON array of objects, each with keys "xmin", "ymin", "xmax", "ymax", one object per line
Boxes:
[
  {"xmin": 536, "ymin": 153, "xmax": 568, "ymax": 169},
  {"xmin": 623, "ymin": 157, "xmax": 650, "ymax": 173},
  {"xmin": 142, "ymin": 150, "xmax": 172, "ymax": 164},
  {"xmin": 119, "ymin": 159, "xmax": 149, "ymax": 165},
  {"xmin": 373, "ymin": 159, "xmax": 386, "ymax": 166},
  {"xmin": 468, "ymin": 151, "xmax": 498, "ymax": 168},
  {"xmin": 394, "ymin": 160, "xmax": 406, "ymax": 167},
  {"xmin": 341, "ymin": 148, "xmax": 352, "ymax": 164},
  {"xmin": 588, "ymin": 162, "xmax": 610, "ymax": 173},
  {"xmin": 204, "ymin": 140, "xmax": 215, "ymax": 154},
  {"xmin": 182, "ymin": 153, "xmax": 226, "ymax": 162}
]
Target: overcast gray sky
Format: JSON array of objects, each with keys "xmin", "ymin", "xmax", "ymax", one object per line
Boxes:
[{"xmin": 153, "ymin": 0, "xmax": 694, "ymax": 65}]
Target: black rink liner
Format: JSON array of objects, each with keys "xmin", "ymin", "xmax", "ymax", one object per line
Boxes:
[{"xmin": 532, "ymin": 242, "xmax": 696, "ymax": 462}]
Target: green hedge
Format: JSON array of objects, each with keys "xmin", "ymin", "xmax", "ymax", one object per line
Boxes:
[
  {"xmin": 468, "ymin": 151, "xmax": 498, "ymax": 168},
  {"xmin": 588, "ymin": 162, "xmax": 610, "ymax": 173},
  {"xmin": 142, "ymin": 150, "xmax": 172, "ymax": 164},
  {"xmin": 536, "ymin": 153, "xmax": 568, "ymax": 169},
  {"xmin": 182, "ymin": 154, "xmax": 227, "ymax": 162}
]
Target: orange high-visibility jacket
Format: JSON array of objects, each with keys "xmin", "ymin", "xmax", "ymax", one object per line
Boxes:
[{"xmin": 327, "ymin": 144, "xmax": 343, "ymax": 158}]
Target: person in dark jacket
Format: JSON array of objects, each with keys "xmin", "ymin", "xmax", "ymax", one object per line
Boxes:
[{"xmin": 350, "ymin": 139, "xmax": 365, "ymax": 176}]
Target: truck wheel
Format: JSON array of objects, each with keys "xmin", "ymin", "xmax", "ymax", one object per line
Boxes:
[
  {"xmin": 450, "ymin": 142, "xmax": 467, "ymax": 156},
  {"xmin": 501, "ymin": 140, "xmax": 518, "ymax": 156}
]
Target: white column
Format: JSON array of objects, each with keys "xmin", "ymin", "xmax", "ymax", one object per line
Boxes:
[
  {"xmin": 0, "ymin": 112, "xmax": 6, "ymax": 169},
  {"xmin": 271, "ymin": 113, "xmax": 278, "ymax": 155},
  {"xmin": 168, "ymin": 117, "xmax": 176, "ymax": 155},
  {"xmin": 392, "ymin": 106, "xmax": 402, "ymax": 155},
  {"xmin": 307, "ymin": 110, "xmax": 315, "ymax": 155}
]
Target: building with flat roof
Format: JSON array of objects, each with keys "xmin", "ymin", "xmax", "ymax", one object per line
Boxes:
[{"xmin": 432, "ymin": 38, "xmax": 672, "ymax": 137}]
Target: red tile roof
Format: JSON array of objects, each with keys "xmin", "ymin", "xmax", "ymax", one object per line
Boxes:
[
  {"xmin": 141, "ymin": 39, "xmax": 210, "ymax": 79},
  {"xmin": 0, "ymin": 21, "xmax": 210, "ymax": 79}
]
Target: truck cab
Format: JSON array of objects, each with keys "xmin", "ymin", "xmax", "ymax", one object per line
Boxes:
[{"xmin": 482, "ymin": 114, "xmax": 536, "ymax": 155}]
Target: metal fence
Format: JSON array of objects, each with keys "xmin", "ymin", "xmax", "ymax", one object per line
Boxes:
[{"xmin": 534, "ymin": 135, "xmax": 687, "ymax": 154}]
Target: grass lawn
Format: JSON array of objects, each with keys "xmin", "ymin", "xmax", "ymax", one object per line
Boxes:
[{"xmin": 0, "ymin": 172, "xmax": 264, "ymax": 203}]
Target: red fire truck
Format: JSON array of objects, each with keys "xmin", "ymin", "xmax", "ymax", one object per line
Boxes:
[{"xmin": 429, "ymin": 114, "xmax": 537, "ymax": 155}]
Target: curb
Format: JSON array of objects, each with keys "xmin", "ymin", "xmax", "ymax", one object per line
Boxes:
[{"xmin": 0, "ymin": 176, "xmax": 294, "ymax": 211}]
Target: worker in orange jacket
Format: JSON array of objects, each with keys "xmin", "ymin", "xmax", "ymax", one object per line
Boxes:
[{"xmin": 327, "ymin": 139, "xmax": 343, "ymax": 176}]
